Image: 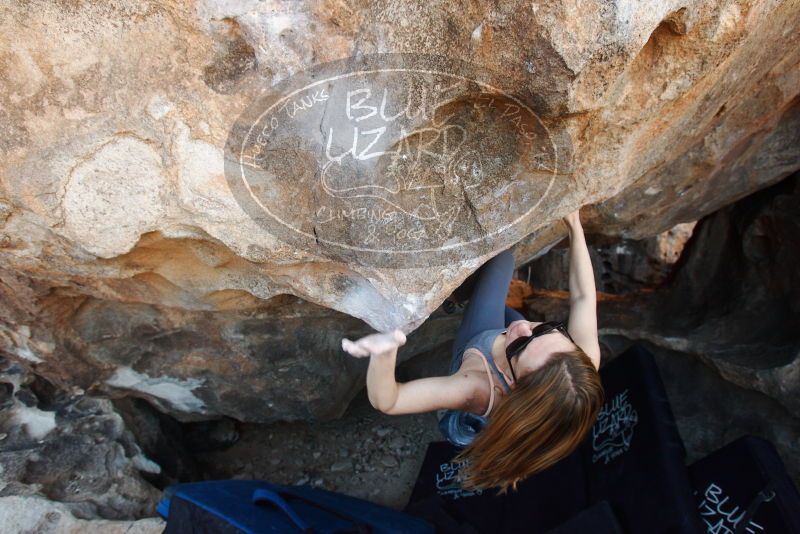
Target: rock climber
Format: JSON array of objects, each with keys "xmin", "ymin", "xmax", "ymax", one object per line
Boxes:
[{"xmin": 341, "ymin": 209, "xmax": 604, "ymax": 495}]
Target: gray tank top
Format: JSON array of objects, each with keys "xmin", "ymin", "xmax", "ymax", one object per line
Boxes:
[
  {"xmin": 451, "ymin": 327, "xmax": 513, "ymax": 416},
  {"xmin": 437, "ymin": 327, "xmax": 512, "ymax": 447}
]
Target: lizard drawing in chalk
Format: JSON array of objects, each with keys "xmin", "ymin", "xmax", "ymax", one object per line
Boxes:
[{"xmin": 320, "ymin": 122, "xmax": 482, "ymax": 240}]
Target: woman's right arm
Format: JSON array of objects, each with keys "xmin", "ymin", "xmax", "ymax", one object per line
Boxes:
[
  {"xmin": 365, "ymin": 345, "xmax": 401, "ymax": 412},
  {"xmin": 366, "ymin": 347, "xmax": 475, "ymax": 415},
  {"xmin": 343, "ymin": 330, "xmax": 473, "ymax": 415}
]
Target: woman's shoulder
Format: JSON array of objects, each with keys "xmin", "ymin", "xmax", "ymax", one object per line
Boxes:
[
  {"xmin": 458, "ymin": 348, "xmax": 509, "ymax": 417},
  {"xmin": 457, "ymin": 347, "xmax": 488, "ymax": 372}
]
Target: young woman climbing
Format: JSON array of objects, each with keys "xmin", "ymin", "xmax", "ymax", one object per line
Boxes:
[{"xmin": 341, "ymin": 208, "xmax": 604, "ymax": 495}]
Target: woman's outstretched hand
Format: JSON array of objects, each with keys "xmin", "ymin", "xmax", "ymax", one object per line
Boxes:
[
  {"xmin": 562, "ymin": 208, "xmax": 582, "ymax": 229},
  {"xmin": 342, "ymin": 329, "xmax": 407, "ymax": 358}
]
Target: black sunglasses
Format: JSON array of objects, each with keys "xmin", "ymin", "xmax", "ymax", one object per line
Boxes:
[{"xmin": 505, "ymin": 321, "xmax": 576, "ymax": 382}]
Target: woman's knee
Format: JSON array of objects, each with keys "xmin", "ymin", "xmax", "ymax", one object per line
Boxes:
[{"xmin": 493, "ymin": 248, "xmax": 514, "ymax": 265}]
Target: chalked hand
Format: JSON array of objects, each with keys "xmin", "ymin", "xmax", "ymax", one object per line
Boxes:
[
  {"xmin": 562, "ymin": 208, "xmax": 581, "ymax": 229},
  {"xmin": 342, "ymin": 329, "xmax": 407, "ymax": 358}
]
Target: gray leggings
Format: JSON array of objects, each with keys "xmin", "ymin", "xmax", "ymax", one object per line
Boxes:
[{"xmin": 450, "ymin": 248, "xmax": 526, "ymax": 365}]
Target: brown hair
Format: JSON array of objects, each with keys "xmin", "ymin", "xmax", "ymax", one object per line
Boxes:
[{"xmin": 451, "ymin": 348, "xmax": 604, "ymax": 495}]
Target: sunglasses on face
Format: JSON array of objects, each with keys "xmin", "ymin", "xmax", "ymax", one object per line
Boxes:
[{"xmin": 505, "ymin": 321, "xmax": 576, "ymax": 382}]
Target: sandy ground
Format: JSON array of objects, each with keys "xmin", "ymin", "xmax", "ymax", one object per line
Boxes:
[
  {"xmin": 194, "ymin": 386, "xmax": 442, "ymax": 510},
  {"xmin": 194, "ymin": 312, "xmax": 456, "ymax": 511}
]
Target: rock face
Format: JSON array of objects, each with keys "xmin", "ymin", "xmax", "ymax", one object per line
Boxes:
[
  {"xmin": 0, "ymin": 496, "xmax": 164, "ymax": 534},
  {"xmin": 520, "ymin": 220, "xmax": 698, "ymax": 294},
  {"xmin": 0, "ymin": 357, "xmax": 162, "ymax": 519},
  {"xmin": 1, "ymin": 1, "xmax": 799, "ymax": 424}
]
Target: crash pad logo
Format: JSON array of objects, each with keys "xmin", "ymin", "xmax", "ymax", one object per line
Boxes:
[
  {"xmin": 695, "ymin": 483, "xmax": 766, "ymax": 533},
  {"xmin": 591, "ymin": 388, "xmax": 639, "ymax": 464},
  {"xmin": 225, "ymin": 53, "xmax": 569, "ymax": 268},
  {"xmin": 435, "ymin": 459, "xmax": 483, "ymax": 499}
]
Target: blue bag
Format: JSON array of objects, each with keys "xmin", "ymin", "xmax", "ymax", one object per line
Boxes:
[{"xmin": 157, "ymin": 479, "xmax": 435, "ymax": 533}]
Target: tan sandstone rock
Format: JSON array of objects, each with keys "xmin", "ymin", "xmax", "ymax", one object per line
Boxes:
[{"xmin": 0, "ymin": 0, "xmax": 798, "ymax": 423}]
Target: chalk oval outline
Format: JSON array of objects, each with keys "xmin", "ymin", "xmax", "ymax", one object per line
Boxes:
[{"xmin": 226, "ymin": 53, "xmax": 564, "ymax": 265}]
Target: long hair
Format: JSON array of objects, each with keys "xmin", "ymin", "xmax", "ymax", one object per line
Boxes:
[{"xmin": 451, "ymin": 348, "xmax": 604, "ymax": 495}]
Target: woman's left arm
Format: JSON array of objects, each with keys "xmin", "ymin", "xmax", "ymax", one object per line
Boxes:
[
  {"xmin": 564, "ymin": 210, "xmax": 596, "ymax": 302},
  {"xmin": 563, "ymin": 210, "xmax": 602, "ymax": 369}
]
